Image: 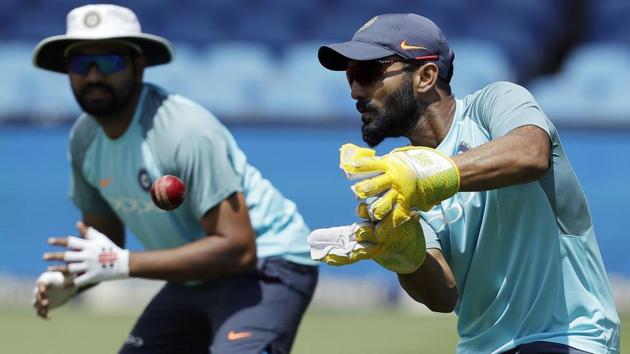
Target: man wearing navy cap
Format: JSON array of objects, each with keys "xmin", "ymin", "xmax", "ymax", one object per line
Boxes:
[{"xmin": 310, "ymin": 14, "xmax": 620, "ymax": 354}]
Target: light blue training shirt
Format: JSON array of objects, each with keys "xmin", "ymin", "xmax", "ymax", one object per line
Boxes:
[
  {"xmin": 420, "ymin": 81, "xmax": 619, "ymax": 354},
  {"xmin": 68, "ymin": 83, "xmax": 316, "ymax": 266}
]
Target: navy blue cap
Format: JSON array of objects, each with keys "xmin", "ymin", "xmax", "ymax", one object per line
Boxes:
[{"xmin": 318, "ymin": 14, "xmax": 454, "ymax": 81}]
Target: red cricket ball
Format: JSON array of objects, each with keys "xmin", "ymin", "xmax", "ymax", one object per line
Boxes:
[{"xmin": 150, "ymin": 175, "xmax": 186, "ymax": 211}]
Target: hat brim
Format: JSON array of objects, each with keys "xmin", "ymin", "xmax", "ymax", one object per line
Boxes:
[
  {"xmin": 33, "ymin": 33, "xmax": 173, "ymax": 73},
  {"xmin": 318, "ymin": 40, "xmax": 397, "ymax": 71}
]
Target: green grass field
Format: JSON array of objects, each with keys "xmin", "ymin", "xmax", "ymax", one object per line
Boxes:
[{"xmin": 1, "ymin": 307, "xmax": 626, "ymax": 353}]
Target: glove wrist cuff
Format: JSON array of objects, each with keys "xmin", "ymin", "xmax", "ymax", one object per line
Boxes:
[
  {"xmin": 445, "ymin": 154, "xmax": 461, "ymax": 193},
  {"xmin": 118, "ymin": 249, "xmax": 130, "ymax": 279}
]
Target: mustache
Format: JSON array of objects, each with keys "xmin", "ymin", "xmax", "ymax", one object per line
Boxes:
[
  {"xmin": 356, "ymin": 100, "xmax": 377, "ymax": 113},
  {"xmin": 80, "ymin": 83, "xmax": 115, "ymax": 97}
]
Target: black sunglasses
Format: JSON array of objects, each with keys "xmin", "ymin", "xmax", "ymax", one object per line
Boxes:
[
  {"xmin": 67, "ymin": 54, "xmax": 128, "ymax": 76},
  {"xmin": 346, "ymin": 55, "xmax": 440, "ymax": 85},
  {"xmin": 346, "ymin": 58, "xmax": 398, "ymax": 85}
]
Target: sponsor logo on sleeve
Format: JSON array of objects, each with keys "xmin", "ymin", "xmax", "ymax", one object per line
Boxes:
[{"xmin": 99, "ymin": 177, "xmax": 112, "ymax": 188}]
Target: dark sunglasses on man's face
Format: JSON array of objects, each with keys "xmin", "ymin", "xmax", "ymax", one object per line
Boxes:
[
  {"xmin": 346, "ymin": 58, "xmax": 404, "ymax": 86},
  {"xmin": 67, "ymin": 54, "xmax": 127, "ymax": 76}
]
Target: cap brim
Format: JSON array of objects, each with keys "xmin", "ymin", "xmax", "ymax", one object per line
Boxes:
[
  {"xmin": 33, "ymin": 33, "xmax": 173, "ymax": 73},
  {"xmin": 318, "ymin": 40, "xmax": 396, "ymax": 71}
]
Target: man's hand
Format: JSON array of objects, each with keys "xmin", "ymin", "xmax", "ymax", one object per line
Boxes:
[
  {"xmin": 308, "ymin": 223, "xmax": 375, "ymax": 265},
  {"xmin": 340, "ymin": 143, "xmax": 460, "ymax": 226},
  {"xmin": 44, "ymin": 222, "xmax": 130, "ymax": 287},
  {"xmin": 33, "ymin": 271, "xmax": 77, "ymax": 319},
  {"xmin": 308, "ymin": 212, "xmax": 426, "ymax": 274}
]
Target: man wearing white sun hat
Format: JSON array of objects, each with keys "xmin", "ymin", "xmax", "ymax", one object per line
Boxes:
[{"xmin": 32, "ymin": 4, "xmax": 318, "ymax": 354}]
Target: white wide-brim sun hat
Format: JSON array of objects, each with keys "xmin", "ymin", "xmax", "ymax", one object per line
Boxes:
[{"xmin": 33, "ymin": 4, "xmax": 173, "ymax": 73}]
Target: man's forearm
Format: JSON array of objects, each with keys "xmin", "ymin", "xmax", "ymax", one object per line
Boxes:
[
  {"xmin": 452, "ymin": 125, "xmax": 550, "ymax": 191},
  {"xmin": 128, "ymin": 235, "xmax": 256, "ymax": 282},
  {"xmin": 397, "ymin": 249, "xmax": 457, "ymax": 313}
]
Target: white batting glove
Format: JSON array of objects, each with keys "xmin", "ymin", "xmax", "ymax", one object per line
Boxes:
[
  {"xmin": 308, "ymin": 223, "xmax": 376, "ymax": 265},
  {"xmin": 59, "ymin": 227, "xmax": 130, "ymax": 287},
  {"xmin": 308, "ymin": 214, "xmax": 426, "ymax": 274},
  {"xmin": 33, "ymin": 271, "xmax": 77, "ymax": 310}
]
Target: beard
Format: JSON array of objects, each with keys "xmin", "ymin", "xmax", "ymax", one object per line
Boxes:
[
  {"xmin": 75, "ymin": 81, "xmax": 135, "ymax": 117},
  {"xmin": 359, "ymin": 76, "xmax": 425, "ymax": 147}
]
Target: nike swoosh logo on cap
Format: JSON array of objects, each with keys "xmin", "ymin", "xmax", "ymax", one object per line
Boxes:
[
  {"xmin": 227, "ymin": 331, "xmax": 252, "ymax": 341},
  {"xmin": 400, "ymin": 40, "xmax": 426, "ymax": 51}
]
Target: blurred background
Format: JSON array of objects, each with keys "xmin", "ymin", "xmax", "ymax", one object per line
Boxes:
[{"xmin": 0, "ymin": 0, "xmax": 629, "ymax": 353}]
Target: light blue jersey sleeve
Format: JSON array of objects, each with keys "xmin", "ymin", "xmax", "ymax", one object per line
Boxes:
[
  {"xmin": 421, "ymin": 218, "xmax": 441, "ymax": 250},
  {"xmin": 473, "ymin": 81, "xmax": 550, "ymax": 137},
  {"xmin": 173, "ymin": 129, "xmax": 242, "ymax": 220}
]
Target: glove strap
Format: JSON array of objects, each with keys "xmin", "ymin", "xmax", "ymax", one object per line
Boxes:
[
  {"xmin": 396, "ymin": 148, "xmax": 460, "ymax": 210},
  {"xmin": 117, "ymin": 249, "xmax": 130, "ymax": 278}
]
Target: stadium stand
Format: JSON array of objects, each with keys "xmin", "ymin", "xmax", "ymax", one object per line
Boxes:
[
  {"xmin": 260, "ymin": 41, "xmax": 356, "ymax": 121},
  {"xmin": 529, "ymin": 0, "xmax": 630, "ymax": 125},
  {"xmin": 448, "ymin": 39, "xmax": 515, "ymax": 98},
  {"xmin": 530, "ymin": 44, "xmax": 630, "ymax": 124},
  {"xmin": 0, "ymin": 0, "xmax": 628, "ymax": 125},
  {"xmin": 585, "ymin": 0, "xmax": 630, "ymax": 44}
]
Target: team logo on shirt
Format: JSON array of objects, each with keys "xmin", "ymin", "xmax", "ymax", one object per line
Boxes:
[
  {"xmin": 137, "ymin": 168, "xmax": 152, "ymax": 192},
  {"xmin": 456, "ymin": 141, "xmax": 471, "ymax": 154}
]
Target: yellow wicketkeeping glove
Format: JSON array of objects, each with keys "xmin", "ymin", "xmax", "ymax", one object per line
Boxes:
[
  {"xmin": 308, "ymin": 211, "xmax": 426, "ymax": 274},
  {"xmin": 340, "ymin": 143, "xmax": 460, "ymax": 227}
]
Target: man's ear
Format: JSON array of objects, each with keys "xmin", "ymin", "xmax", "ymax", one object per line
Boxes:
[
  {"xmin": 133, "ymin": 55, "xmax": 147, "ymax": 82},
  {"xmin": 412, "ymin": 62, "xmax": 439, "ymax": 94}
]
